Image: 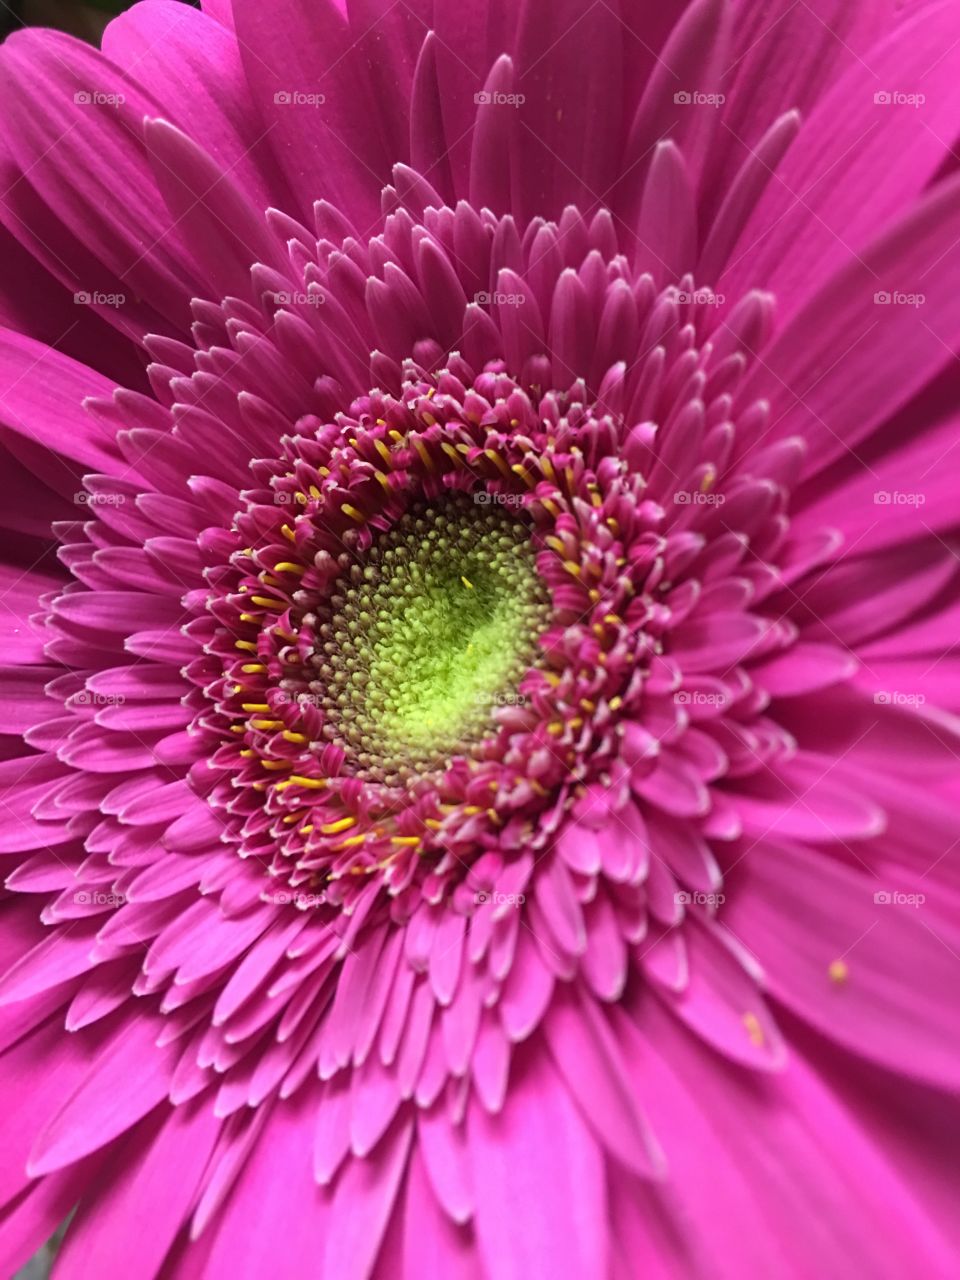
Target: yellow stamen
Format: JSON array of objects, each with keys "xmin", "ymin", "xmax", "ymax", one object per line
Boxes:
[
  {"xmin": 321, "ymin": 816, "xmax": 357, "ymax": 835},
  {"xmin": 274, "ymin": 775, "xmax": 329, "ymax": 791}
]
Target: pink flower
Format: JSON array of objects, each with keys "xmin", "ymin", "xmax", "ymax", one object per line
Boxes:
[{"xmin": 0, "ymin": 1, "xmax": 959, "ymax": 1276}]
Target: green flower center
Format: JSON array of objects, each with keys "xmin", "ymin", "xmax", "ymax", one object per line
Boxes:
[{"xmin": 313, "ymin": 496, "xmax": 551, "ymax": 783}]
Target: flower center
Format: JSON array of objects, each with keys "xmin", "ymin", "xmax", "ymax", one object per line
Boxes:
[{"xmin": 308, "ymin": 495, "xmax": 551, "ymax": 782}]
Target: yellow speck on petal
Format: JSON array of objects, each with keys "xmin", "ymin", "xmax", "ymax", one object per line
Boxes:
[
  {"xmin": 828, "ymin": 959, "xmax": 849, "ymax": 984},
  {"xmin": 743, "ymin": 1012, "xmax": 765, "ymax": 1046}
]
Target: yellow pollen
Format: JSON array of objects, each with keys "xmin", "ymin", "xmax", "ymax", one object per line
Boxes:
[
  {"xmin": 743, "ymin": 1012, "xmax": 765, "ymax": 1046},
  {"xmin": 828, "ymin": 959, "xmax": 849, "ymax": 984},
  {"xmin": 461, "ymin": 576, "xmax": 474, "ymax": 590}
]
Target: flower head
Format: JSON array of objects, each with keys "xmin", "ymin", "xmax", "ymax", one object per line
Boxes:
[{"xmin": 1, "ymin": 1, "xmax": 960, "ymax": 1277}]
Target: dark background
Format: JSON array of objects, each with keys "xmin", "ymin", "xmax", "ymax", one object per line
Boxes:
[{"xmin": 1, "ymin": 0, "xmax": 198, "ymax": 41}]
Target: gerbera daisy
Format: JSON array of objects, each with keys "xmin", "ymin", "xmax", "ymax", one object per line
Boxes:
[{"xmin": 1, "ymin": 0, "xmax": 959, "ymax": 1275}]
